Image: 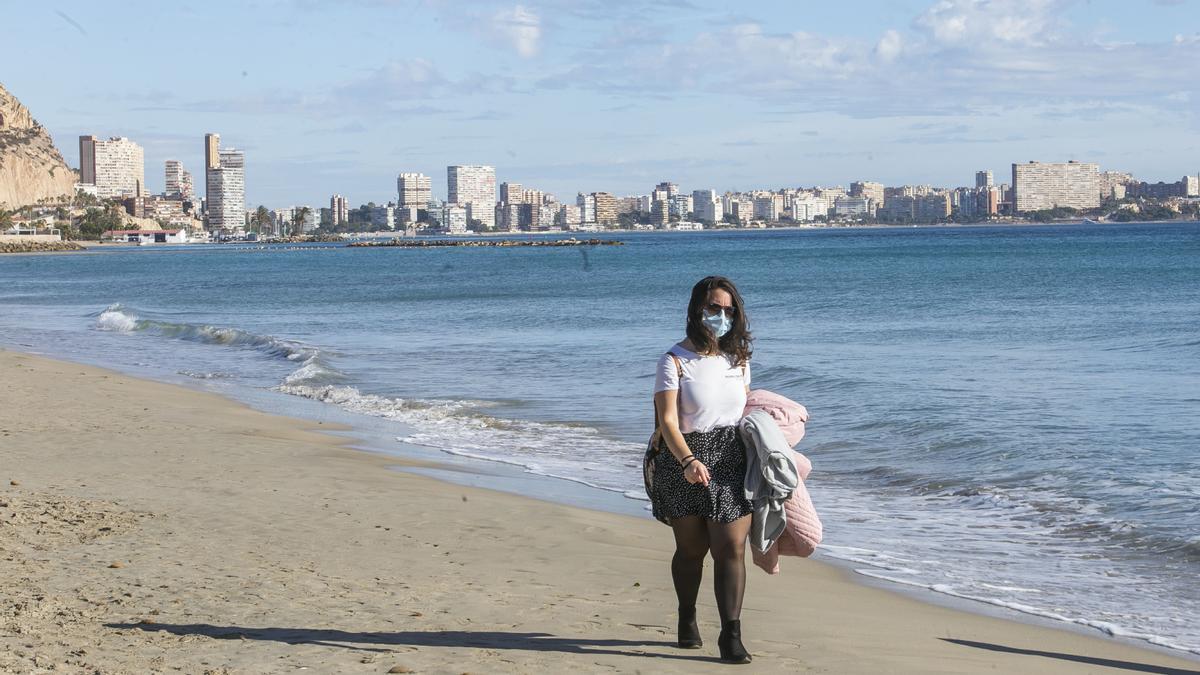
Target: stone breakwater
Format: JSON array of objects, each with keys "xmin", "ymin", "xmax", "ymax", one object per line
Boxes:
[
  {"xmin": 0, "ymin": 240, "xmax": 85, "ymax": 254},
  {"xmin": 348, "ymin": 238, "xmax": 623, "ymax": 248}
]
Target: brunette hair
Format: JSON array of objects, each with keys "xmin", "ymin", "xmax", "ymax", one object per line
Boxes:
[{"xmin": 685, "ymin": 275, "xmax": 753, "ymax": 366}]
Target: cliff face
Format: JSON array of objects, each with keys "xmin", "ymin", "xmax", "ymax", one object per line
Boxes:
[{"xmin": 0, "ymin": 83, "xmax": 78, "ymax": 208}]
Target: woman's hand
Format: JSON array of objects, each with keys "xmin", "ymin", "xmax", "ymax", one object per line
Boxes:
[{"xmin": 684, "ymin": 460, "xmax": 710, "ymax": 486}]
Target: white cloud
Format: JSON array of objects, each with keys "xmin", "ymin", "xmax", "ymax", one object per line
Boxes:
[
  {"xmin": 490, "ymin": 4, "xmax": 542, "ymax": 58},
  {"xmin": 914, "ymin": 0, "xmax": 1071, "ymax": 46},
  {"xmin": 875, "ymin": 29, "xmax": 904, "ymax": 62}
]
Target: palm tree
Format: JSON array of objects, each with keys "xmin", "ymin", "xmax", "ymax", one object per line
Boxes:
[
  {"xmin": 251, "ymin": 205, "xmax": 270, "ymax": 235},
  {"xmin": 292, "ymin": 206, "xmax": 312, "ymax": 237}
]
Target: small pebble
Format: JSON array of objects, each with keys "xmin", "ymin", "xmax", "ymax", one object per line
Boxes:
[
  {"xmin": 9, "ymin": 480, "xmax": 19, "ymax": 486},
  {"xmin": 108, "ymin": 562, "xmax": 124, "ymax": 569},
  {"xmin": 387, "ymin": 666, "xmax": 412, "ymax": 674}
]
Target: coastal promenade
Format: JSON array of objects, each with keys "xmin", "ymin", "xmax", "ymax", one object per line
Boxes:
[{"xmin": 2, "ymin": 348, "xmax": 1198, "ymax": 673}]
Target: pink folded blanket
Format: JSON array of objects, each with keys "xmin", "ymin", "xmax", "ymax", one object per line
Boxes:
[
  {"xmin": 743, "ymin": 389, "xmax": 821, "ymax": 574},
  {"xmin": 751, "ymin": 448, "xmax": 823, "ymax": 574},
  {"xmin": 743, "ymin": 389, "xmax": 809, "ymax": 448}
]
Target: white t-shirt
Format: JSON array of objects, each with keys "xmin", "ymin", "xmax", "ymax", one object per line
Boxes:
[{"xmin": 654, "ymin": 343, "xmax": 750, "ymax": 433}]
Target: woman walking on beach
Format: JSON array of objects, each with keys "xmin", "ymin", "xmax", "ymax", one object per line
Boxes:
[{"xmin": 652, "ymin": 275, "xmax": 754, "ymax": 664}]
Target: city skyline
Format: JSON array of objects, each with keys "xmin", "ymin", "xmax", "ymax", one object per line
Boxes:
[{"xmin": 4, "ymin": 1, "xmax": 1199, "ymax": 205}]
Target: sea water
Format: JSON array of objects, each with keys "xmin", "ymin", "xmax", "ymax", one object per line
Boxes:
[{"xmin": 1, "ymin": 223, "xmax": 1197, "ymax": 654}]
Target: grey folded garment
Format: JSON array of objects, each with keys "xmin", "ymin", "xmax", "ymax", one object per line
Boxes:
[{"xmin": 740, "ymin": 410, "xmax": 799, "ymax": 553}]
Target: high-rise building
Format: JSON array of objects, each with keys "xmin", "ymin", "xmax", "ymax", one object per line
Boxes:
[
  {"xmin": 1183, "ymin": 174, "xmax": 1199, "ymax": 198},
  {"xmin": 576, "ymin": 193, "xmax": 596, "ymax": 223},
  {"xmin": 792, "ymin": 195, "xmax": 829, "ymax": 222},
  {"xmin": 397, "ymin": 173, "xmax": 431, "ymax": 210},
  {"xmin": 975, "ymin": 170, "xmax": 994, "ymax": 189},
  {"xmin": 670, "ymin": 194, "xmax": 693, "ymax": 218},
  {"xmin": 1012, "ymin": 161, "xmax": 1100, "ymax": 212},
  {"xmin": 915, "ymin": 193, "xmax": 952, "ymax": 221},
  {"xmin": 753, "ymin": 194, "xmax": 783, "ymax": 221},
  {"xmin": 78, "ymin": 136, "xmax": 96, "ymax": 185},
  {"xmin": 206, "ymin": 149, "xmax": 244, "ymax": 231},
  {"xmin": 78, "ymin": 136, "xmax": 145, "ymax": 198},
  {"xmin": 204, "ymin": 133, "xmax": 221, "ymax": 214},
  {"xmin": 850, "ymin": 181, "xmax": 885, "ymax": 205},
  {"xmin": 834, "ymin": 196, "xmax": 872, "ymax": 218},
  {"xmin": 655, "ymin": 182, "xmax": 679, "ymax": 200},
  {"xmin": 500, "ymin": 182, "xmax": 524, "ymax": 205},
  {"xmin": 1100, "ymin": 171, "xmax": 1135, "ymax": 200},
  {"xmin": 592, "ymin": 192, "xmax": 618, "ymax": 225},
  {"xmin": 330, "ymin": 194, "xmax": 349, "ymax": 226},
  {"xmin": 165, "ymin": 160, "xmax": 194, "ymax": 200},
  {"xmin": 693, "ymin": 189, "xmax": 722, "ymax": 223},
  {"xmin": 442, "ymin": 204, "xmax": 468, "ymax": 234},
  {"xmin": 447, "ymin": 165, "xmax": 496, "ymax": 229}
]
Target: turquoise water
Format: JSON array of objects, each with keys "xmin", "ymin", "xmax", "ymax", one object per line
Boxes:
[{"xmin": 2, "ymin": 223, "xmax": 1198, "ymax": 653}]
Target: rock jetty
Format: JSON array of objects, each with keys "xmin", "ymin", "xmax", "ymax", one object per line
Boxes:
[
  {"xmin": 348, "ymin": 238, "xmax": 622, "ymax": 248},
  {"xmin": 0, "ymin": 240, "xmax": 85, "ymax": 254}
]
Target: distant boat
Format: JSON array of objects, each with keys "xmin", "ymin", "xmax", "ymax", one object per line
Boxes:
[{"xmin": 1082, "ymin": 218, "xmax": 1099, "ymax": 226}]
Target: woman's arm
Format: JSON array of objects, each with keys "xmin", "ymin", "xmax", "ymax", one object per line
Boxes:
[{"xmin": 655, "ymin": 388, "xmax": 711, "ymax": 486}]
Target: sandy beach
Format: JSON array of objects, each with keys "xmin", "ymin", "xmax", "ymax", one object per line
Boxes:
[{"xmin": 2, "ymin": 348, "xmax": 1197, "ymax": 674}]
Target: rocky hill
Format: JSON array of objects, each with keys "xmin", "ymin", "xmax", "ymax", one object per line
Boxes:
[{"xmin": 0, "ymin": 83, "xmax": 77, "ymax": 209}]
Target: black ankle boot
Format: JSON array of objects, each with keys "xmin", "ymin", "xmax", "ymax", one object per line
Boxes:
[
  {"xmin": 677, "ymin": 607, "xmax": 702, "ymax": 649},
  {"xmin": 718, "ymin": 619, "xmax": 752, "ymax": 664}
]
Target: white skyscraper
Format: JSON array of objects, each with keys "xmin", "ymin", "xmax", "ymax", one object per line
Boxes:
[
  {"xmin": 447, "ymin": 165, "xmax": 497, "ymax": 229},
  {"xmin": 693, "ymin": 189, "xmax": 723, "ymax": 223},
  {"xmin": 78, "ymin": 136, "xmax": 145, "ymax": 198},
  {"xmin": 206, "ymin": 149, "xmax": 245, "ymax": 231},
  {"xmin": 164, "ymin": 160, "xmax": 194, "ymax": 200},
  {"xmin": 397, "ymin": 172, "xmax": 432, "ymax": 210}
]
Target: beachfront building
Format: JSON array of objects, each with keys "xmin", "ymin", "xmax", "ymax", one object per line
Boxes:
[
  {"xmin": 791, "ymin": 194, "xmax": 829, "ymax": 222},
  {"xmin": 576, "ymin": 193, "xmax": 596, "ymax": 224},
  {"xmin": 164, "ymin": 160, "xmax": 194, "ymax": 200},
  {"xmin": 500, "ymin": 182, "xmax": 524, "ymax": 205},
  {"xmin": 442, "ymin": 204, "xmax": 468, "ymax": 234},
  {"xmin": 205, "ymin": 149, "xmax": 245, "ymax": 231},
  {"xmin": 329, "ymin": 194, "xmax": 349, "ymax": 226},
  {"xmin": 1012, "ymin": 160, "xmax": 1100, "ymax": 212},
  {"xmin": 447, "ymin": 165, "xmax": 496, "ymax": 229},
  {"xmin": 102, "ymin": 228, "xmax": 190, "ymax": 244},
  {"xmin": 975, "ymin": 170, "xmax": 994, "ymax": 188},
  {"xmin": 834, "ymin": 196, "xmax": 873, "ymax": 218},
  {"xmin": 915, "ymin": 193, "xmax": 952, "ymax": 221},
  {"xmin": 559, "ymin": 204, "xmax": 582, "ymax": 228},
  {"xmin": 78, "ymin": 136, "xmax": 145, "ymax": 199},
  {"xmin": 849, "ymin": 181, "xmax": 884, "ymax": 205},
  {"xmin": 593, "ymin": 192, "xmax": 618, "ymax": 225},
  {"xmin": 397, "ymin": 172, "xmax": 432, "ymax": 211},
  {"xmin": 753, "ymin": 194, "xmax": 783, "ymax": 221},
  {"xmin": 693, "ymin": 189, "xmax": 722, "ymax": 223}
]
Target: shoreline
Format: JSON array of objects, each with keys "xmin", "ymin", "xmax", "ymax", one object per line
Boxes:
[{"xmin": 3, "ymin": 346, "xmax": 1199, "ymax": 673}]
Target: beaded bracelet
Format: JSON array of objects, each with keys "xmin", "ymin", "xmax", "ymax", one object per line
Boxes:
[{"xmin": 681, "ymin": 456, "xmax": 698, "ymax": 470}]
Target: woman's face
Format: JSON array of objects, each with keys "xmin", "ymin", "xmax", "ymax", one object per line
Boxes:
[{"xmin": 703, "ymin": 288, "xmax": 736, "ymax": 319}]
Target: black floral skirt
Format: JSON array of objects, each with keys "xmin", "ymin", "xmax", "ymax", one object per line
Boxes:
[{"xmin": 649, "ymin": 425, "xmax": 752, "ymax": 525}]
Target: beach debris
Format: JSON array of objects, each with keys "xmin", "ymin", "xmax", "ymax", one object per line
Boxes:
[
  {"xmin": 108, "ymin": 561, "xmax": 124, "ymax": 568},
  {"xmin": 10, "ymin": 479, "xmax": 20, "ymax": 486},
  {"xmin": 633, "ymin": 582, "xmax": 640, "ymax": 587},
  {"xmin": 461, "ymin": 495, "xmax": 468, "ymax": 502},
  {"xmin": 387, "ymin": 666, "xmax": 412, "ymax": 673}
]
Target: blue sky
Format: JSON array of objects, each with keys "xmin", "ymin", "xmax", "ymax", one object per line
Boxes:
[{"xmin": 4, "ymin": 0, "xmax": 1198, "ymax": 207}]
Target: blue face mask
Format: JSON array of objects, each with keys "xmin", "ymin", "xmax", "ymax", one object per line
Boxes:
[{"xmin": 702, "ymin": 310, "xmax": 733, "ymax": 339}]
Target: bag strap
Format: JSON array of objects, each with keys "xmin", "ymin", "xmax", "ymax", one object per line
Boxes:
[{"xmin": 652, "ymin": 351, "xmax": 684, "ymax": 431}]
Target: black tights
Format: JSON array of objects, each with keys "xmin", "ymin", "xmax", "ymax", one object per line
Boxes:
[{"xmin": 670, "ymin": 515, "xmax": 750, "ymax": 625}]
